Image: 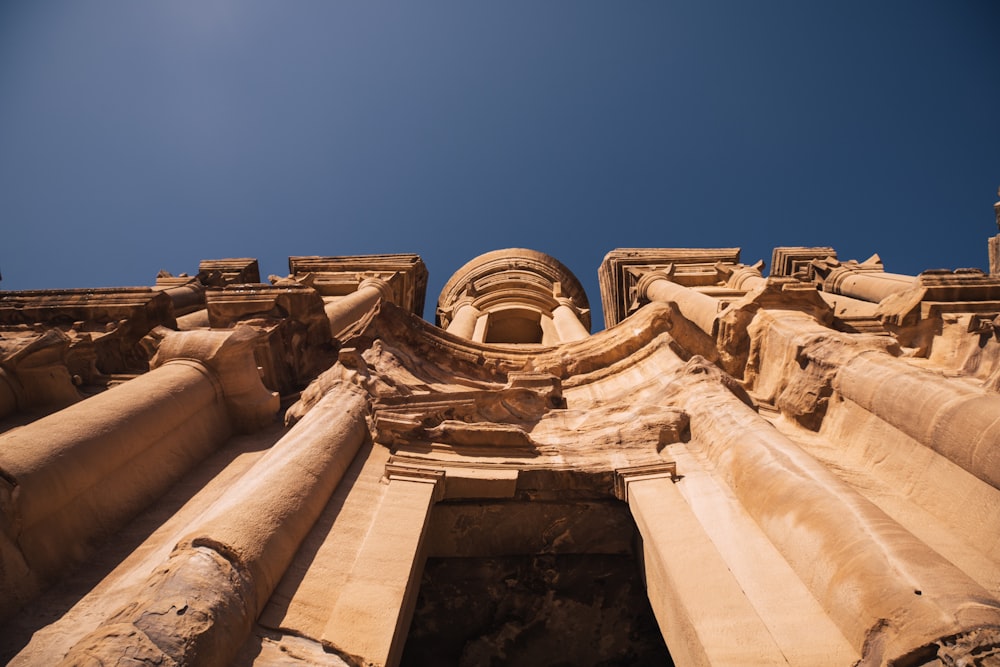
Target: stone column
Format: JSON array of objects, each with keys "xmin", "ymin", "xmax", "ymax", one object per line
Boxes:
[
  {"xmin": 551, "ymin": 297, "xmax": 589, "ymax": 342},
  {"xmin": 58, "ymin": 381, "xmax": 370, "ymax": 667},
  {"xmin": 176, "ymin": 308, "xmax": 210, "ymax": 329},
  {"xmin": 822, "ymin": 265, "xmax": 917, "ymax": 303},
  {"xmin": 445, "ymin": 297, "xmax": 481, "ymax": 340},
  {"xmin": 324, "ymin": 277, "xmax": 394, "ymax": 338},
  {"xmin": 158, "ymin": 279, "xmax": 205, "ymax": 315},
  {"xmin": 323, "ymin": 464, "xmax": 444, "ymax": 667},
  {"xmin": 0, "ymin": 361, "xmax": 230, "ymax": 619},
  {"xmin": 835, "ymin": 350, "xmax": 1000, "ymax": 490},
  {"xmin": 615, "ymin": 463, "xmax": 790, "ymax": 666},
  {"xmin": 726, "ymin": 265, "xmax": 767, "ymax": 292},
  {"xmin": 638, "ymin": 271, "xmax": 719, "ymax": 336},
  {"xmin": 0, "ymin": 328, "xmax": 278, "ymax": 622},
  {"xmin": 750, "ymin": 306, "xmax": 1000, "ymax": 493},
  {"xmin": 668, "ymin": 357, "xmax": 1000, "ymax": 663}
]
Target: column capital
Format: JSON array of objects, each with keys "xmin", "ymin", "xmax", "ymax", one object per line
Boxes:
[
  {"xmin": 613, "ymin": 462, "xmax": 677, "ymax": 502},
  {"xmin": 727, "ymin": 263, "xmax": 767, "ymax": 290},
  {"xmin": 151, "ymin": 327, "xmax": 279, "ymax": 432},
  {"xmin": 635, "ymin": 270, "xmax": 673, "ymax": 302},
  {"xmin": 554, "ymin": 296, "xmax": 581, "ymax": 313},
  {"xmin": 442, "ymin": 294, "xmax": 479, "ymax": 318},
  {"xmin": 358, "ymin": 276, "xmax": 395, "ymax": 303}
]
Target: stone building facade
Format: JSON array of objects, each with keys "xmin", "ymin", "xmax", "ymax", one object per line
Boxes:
[{"xmin": 3, "ymin": 242, "xmax": 1000, "ymax": 666}]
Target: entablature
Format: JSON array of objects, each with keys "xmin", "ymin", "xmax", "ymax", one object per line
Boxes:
[
  {"xmin": 598, "ymin": 248, "xmax": 742, "ymax": 328},
  {"xmin": 288, "ymin": 254, "xmax": 428, "ymax": 316}
]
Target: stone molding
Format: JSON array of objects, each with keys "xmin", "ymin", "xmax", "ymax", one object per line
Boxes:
[
  {"xmin": 769, "ymin": 246, "xmax": 837, "ymax": 279},
  {"xmin": 384, "ymin": 463, "xmax": 446, "ymax": 501},
  {"xmin": 613, "ymin": 462, "xmax": 678, "ymax": 502}
]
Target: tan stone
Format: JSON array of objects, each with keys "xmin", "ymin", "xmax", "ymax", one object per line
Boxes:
[
  {"xmin": 437, "ymin": 248, "xmax": 591, "ymax": 344},
  {"xmin": 5, "ymin": 245, "xmax": 1000, "ymax": 667}
]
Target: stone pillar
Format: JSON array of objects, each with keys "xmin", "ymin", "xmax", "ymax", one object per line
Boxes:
[
  {"xmin": 749, "ymin": 305, "xmax": 1000, "ymax": 492},
  {"xmin": 0, "ymin": 361, "xmax": 230, "ymax": 619},
  {"xmin": 157, "ymin": 279, "xmax": 205, "ymax": 315},
  {"xmin": 638, "ymin": 271, "xmax": 719, "ymax": 336},
  {"xmin": 176, "ymin": 308, "xmax": 210, "ymax": 329},
  {"xmin": 822, "ymin": 265, "xmax": 917, "ymax": 303},
  {"xmin": 615, "ymin": 463, "xmax": 790, "ymax": 666},
  {"xmin": 669, "ymin": 357, "xmax": 1000, "ymax": 663},
  {"xmin": 0, "ymin": 328, "xmax": 278, "ymax": 622},
  {"xmin": 445, "ymin": 298, "xmax": 481, "ymax": 340},
  {"xmin": 323, "ymin": 464, "xmax": 444, "ymax": 667},
  {"xmin": 58, "ymin": 381, "xmax": 370, "ymax": 667},
  {"xmin": 324, "ymin": 277, "xmax": 394, "ymax": 338},
  {"xmin": 551, "ymin": 297, "xmax": 589, "ymax": 342},
  {"xmin": 835, "ymin": 350, "xmax": 1000, "ymax": 490},
  {"xmin": 726, "ymin": 265, "xmax": 767, "ymax": 292}
]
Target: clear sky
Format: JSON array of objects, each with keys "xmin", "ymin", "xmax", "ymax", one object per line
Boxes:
[{"xmin": 1, "ymin": 2, "xmax": 998, "ymax": 328}]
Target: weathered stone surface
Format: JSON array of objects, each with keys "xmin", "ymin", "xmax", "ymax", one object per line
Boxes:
[
  {"xmin": 0, "ymin": 287, "xmax": 176, "ymax": 377},
  {"xmin": 6, "ymin": 244, "xmax": 1000, "ymax": 667}
]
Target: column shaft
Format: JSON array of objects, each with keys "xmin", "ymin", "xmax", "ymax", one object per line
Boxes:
[
  {"xmin": 445, "ymin": 301, "xmax": 481, "ymax": 339},
  {"xmin": 159, "ymin": 281, "xmax": 205, "ymax": 315},
  {"xmin": 671, "ymin": 360, "xmax": 1000, "ymax": 661},
  {"xmin": 643, "ymin": 277, "xmax": 719, "ymax": 336},
  {"xmin": 176, "ymin": 308, "xmax": 210, "ymax": 329},
  {"xmin": 753, "ymin": 306, "xmax": 1000, "ymax": 492},
  {"xmin": 324, "ymin": 279, "xmax": 392, "ymax": 337},
  {"xmin": 836, "ymin": 351, "xmax": 1000, "ymax": 490},
  {"xmin": 552, "ymin": 303, "xmax": 589, "ymax": 342},
  {"xmin": 58, "ymin": 381, "xmax": 370, "ymax": 667},
  {"xmin": 0, "ymin": 360, "xmax": 231, "ymax": 618},
  {"xmin": 824, "ymin": 267, "xmax": 917, "ymax": 303}
]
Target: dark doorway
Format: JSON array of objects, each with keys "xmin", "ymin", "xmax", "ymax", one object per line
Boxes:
[{"xmin": 400, "ymin": 552, "xmax": 672, "ymax": 666}]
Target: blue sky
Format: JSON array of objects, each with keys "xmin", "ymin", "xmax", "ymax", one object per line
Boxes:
[{"xmin": 1, "ymin": 2, "xmax": 998, "ymax": 328}]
